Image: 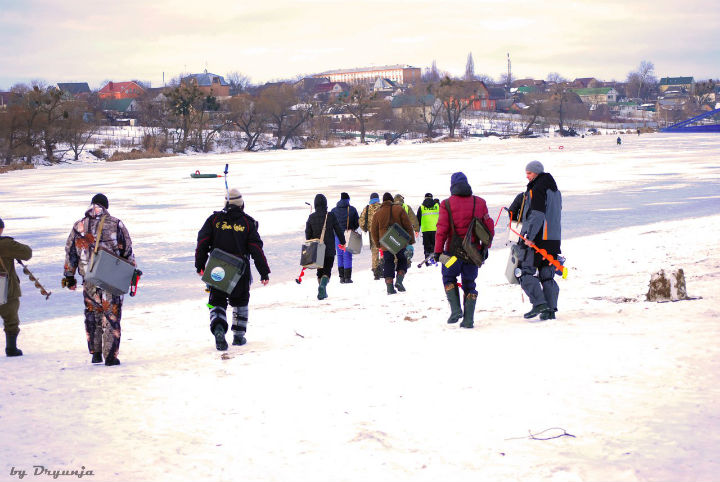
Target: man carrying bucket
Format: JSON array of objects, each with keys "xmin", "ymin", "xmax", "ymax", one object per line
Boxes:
[
  {"xmin": 62, "ymin": 194, "xmax": 135, "ymax": 366},
  {"xmin": 196, "ymin": 188, "xmax": 270, "ymax": 350}
]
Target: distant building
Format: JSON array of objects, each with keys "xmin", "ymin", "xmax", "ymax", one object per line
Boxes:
[
  {"xmin": 373, "ymin": 78, "xmax": 400, "ymax": 93},
  {"xmin": 313, "ymin": 65, "xmax": 421, "ymax": 85},
  {"xmin": 312, "ymin": 82, "xmax": 351, "ymax": 102},
  {"xmin": 57, "ymin": 82, "xmax": 91, "ymax": 99},
  {"xmin": 571, "ymin": 87, "xmax": 618, "ymax": 105},
  {"xmin": 659, "ymin": 76, "xmax": 694, "ymax": 94},
  {"xmin": 294, "ymin": 77, "xmax": 330, "ymax": 96},
  {"xmin": 181, "ymin": 70, "xmax": 230, "ymax": 97},
  {"xmin": 572, "ymin": 77, "xmax": 600, "ymax": 88},
  {"xmin": 98, "ymin": 81, "xmax": 145, "ymax": 100}
]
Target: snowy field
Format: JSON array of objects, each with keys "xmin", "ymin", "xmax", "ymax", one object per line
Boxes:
[{"xmin": 1, "ymin": 133, "xmax": 719, "ymax": 482}]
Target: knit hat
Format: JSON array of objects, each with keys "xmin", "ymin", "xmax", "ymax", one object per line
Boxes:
[
  {"xmin": 370, "ymin": 192, "xmax": 379, "ymax": 201},
  {"xmin": 91, "ymin": 193, "xmax": 109, "ymax": 209},
  {"xmin": 226, "ymin": 188, "xmax": 244, "ymax": 208},
  {"xmin": 341, "ymin": 192, "xmax": 350, "ymax": 200},
  {"xmin": 382, "ymin": 192, "xmax": 393, "ymax": 202},
  {"xmin": 450, "ymin": 172, "xmax": 468, "ymax": 188},
  {"xmin": 424, "ymin": 192, "xmax": 433, "ymax": 198},
  {"xmin": 525, "ymin": 160, "xmax": 544, "ymax": 174},
  {"xmin": 0, "ymin": 217, "xmax": 4, "ymax": 229}
]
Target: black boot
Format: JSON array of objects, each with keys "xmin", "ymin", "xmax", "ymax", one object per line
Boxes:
[
  {"xmin": 104, "ymin": 354, "xmax": 121, "ymax": 366},
  {"xmin": 539, "ymin": 310, "xmax": 556, "ymax": 321},
  {"xmin": 338, "ymin": 267, "xmax": 346, "ymax": 284},
  {"xmin": 344, "ymin": 267, "xmax": 353, "ymax": 283},
  {"xmin": 444, "ymin": 283, "xmax": 463, "ymax": 323},
  {"xmin": 460, "ymin": 293, "xmax": 477, "ymax": 328},
  {"xmin": 5, "ymin": 332, "xmax": 23, "ymax": 357},
  {"xmin": 386, "ymin": 278, "xmax": 397, "ymax": 295},
  {"xmin": 394, "ymin": 271, "xmax": 406, "ymax": 292},
  {"xmin": 214, "ymin": 326, "xmax": 228, "ymax": 351},
  {"xmin": 91, "ymin": 352, "xmax": 103, "ymax": 364},
  {"xmin": 524, "ymin": 303, "xmax": 550, "ymax": 319}
]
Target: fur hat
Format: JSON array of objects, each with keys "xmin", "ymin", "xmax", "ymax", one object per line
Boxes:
[
  {"xmin": 91, "ymin": 193, "xmax": 109, "ymax": 209},
  {"xmin": 525, "ymin": 160, "xmax": 544, "ymax": 174},
  {"xmin": 226, "ymin": 188, "xmax": 244, "ymax": 208},
  {"xmin": 393, "ymin": 194, "xmax": 404, "ymax": 204}
]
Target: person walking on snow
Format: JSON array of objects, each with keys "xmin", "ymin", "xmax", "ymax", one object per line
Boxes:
[
  {"xmin": 360, "ymin": 193, "xmax": 383, "ymax": 280},
  {"xmin": 433, "ymin": 173, "xmax": 494, "ymax": 328},
  {"xmin": 62, "ymin": 194, "xmax": 135, "ymax": 366},
  {"xmin": 371, "ymin": 193, "xmax": 415, "ymax": 295},
  {"xmin": 305, "ymin": 194, "xmax": 345, "ymax": 300},
  {"xmin": 196, "ymin": 188, "xmax": 270, "ymax": 350},
  {"xmin": 514, "ymin": 161, "xmax": 562, "ymax": 321},
  {"xmin": 416, "ymin": 193, "xmax": 440, "ymax": 264},
  {"xmin": 330, "ymin": 192, "xmax": 359, "ymax": 284},
  {"xmin": 0, "ymin": 217, "xmax": 33, "ymax": 357},
  {"xmin": 393, "ymin": 193, "xmax": 419, "ymax": 268}
]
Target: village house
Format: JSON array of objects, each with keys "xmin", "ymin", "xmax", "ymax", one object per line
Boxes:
[
  {"xmin": 571, "ymin": 87, "xmax": 618, "ymax": 105},
  {"xmin": 659, "ymin": 76, "xmax": 694, "ymax": 94},
  {"xmin": 98, "ymin": 81, "xmax": 145, "ymax": 99},
  {"xmin": 312, "ymin": 82, "xmax": 351, "ymax": 102},
  {"xmin": 181, "ymin": 70, "xmax": 230, "ymax": 97},
  {"xmin": 57, "ymin": 82, "xmax": 91, "ymax": 99}
]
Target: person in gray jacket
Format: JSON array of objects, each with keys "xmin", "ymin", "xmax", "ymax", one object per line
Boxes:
[{"xmin": 515, "ymin": 161, "xmax": 562, "ymax": 320}]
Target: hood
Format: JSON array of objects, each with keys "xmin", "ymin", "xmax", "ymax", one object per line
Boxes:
[
  {"xmin": 335, "ymin": 198, "xmax": 350, "ymax": 209},
  {"xmin": 84, "ymin": 204, "xmax": 109, "ymax": 219},
  {"xmin": 528, "ymin": 172, "xmax": 558, "ymax": 192},
  {"xmin": 314, "ymin": 194, "xmax": 328, "ymax": 212},
  {"xmin": 422, "ymin": 197, "xmax": 438, "ymax": 208}
]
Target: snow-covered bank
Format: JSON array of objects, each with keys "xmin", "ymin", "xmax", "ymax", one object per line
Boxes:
[{"xmin": 1, "ymin": 132, "xmax": 720, "ymax": 482}]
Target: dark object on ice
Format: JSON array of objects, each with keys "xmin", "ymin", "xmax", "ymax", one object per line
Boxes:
[
  {"xmin": 104, "ymin": 354, "xmax": 121, "ymax": 366},
  {"xmin": 524, "ymin": 303, "xmax": 550, "ymax": 319},
  {"xmin": 5, "ymin": 332, "xmax": 23, "ymax": 357},
  {"xmin": 646, "ymin": 269, "xmax": 688, "ymax": 302},
  {"xmin": 191, "ymin": 170, "xmax": 223, "ymax": 178},
  {"xmin": 91, "ymin": 352, "xmax": 103, "ymax": 364}
]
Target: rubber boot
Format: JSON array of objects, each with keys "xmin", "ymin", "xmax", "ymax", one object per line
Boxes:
[
  {"xmin": 524, "ymin": 303, "xmax": 550, "ymax": 319},
  {"xmin": 460, "ymin": 293, "xmax": 477, "ymax": 328},
  {"xmin": 104, "ymin": 354, "xmax": 121, "ymax": 366},
  {"xmin": 317, "ymin": 275, "xmax": 329, "ymax": 300},
  {"xmin": 5, "ymin": 332, "xmax": 23, "ymax": 357},
  {"xmin": 394, "ymin": 271, "xmax": 406, "ymax": 292},
  {"xmin": 344, "ymin": 267, "xmax": 353, "ymax": 284},
  {"xmin": 91, "ymin": 352, "xmax": 103, "ymax": 364},
  {"xmin": 232, "ymin": 306, "xmax": 248, "ymax": 346},
  {"xmin": 386, "ymin": 278, "xmax": 397, "ymax": 295},
  {"xmin": 444, "ymin": 283, "xmax": 463, "ymax": 324},
  {"xmin": 213, "ymin": 325, "xmax": 228, "ymax": 351},
  {"xmin": 338, "ymin": 267, "xmax": 346, "ymax": 284}
]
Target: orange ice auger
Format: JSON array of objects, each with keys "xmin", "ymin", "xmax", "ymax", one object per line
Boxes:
[{"xmin": 497, "ymin": 207, "xmax": 568, "ymax": 279}]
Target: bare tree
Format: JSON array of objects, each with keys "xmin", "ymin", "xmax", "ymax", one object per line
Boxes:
[
  {"xmin": 340, "ymin": 84, "xmax": 379, "ymax": 144},
  {"xmin": 227, "ymin": 93, "xmax": 266, "ymax": 151},
  {"xmin": 226, "ymin": 71, "xmax": 251, "ymax": 96},
  {"xmin": 626, "ymin": 60, "xmax": 656, "ymax": 100},
  {"xmin": 410, "ymin": 82, "xmax": 442, "ymax": 139},
  {"xmin": 465, "ymin": 53, "xmax": 475, "ymax": 81},
  {"xmin": 436, "ymin": 77, "xmax": 475, "ymax": 138},
  {"xmin": 62, "ymin": 100, "xmax": 98, "ymax": 160},
  {"xmin": 258, "ymin": 84, "xmax": 313, "ymax": 149},
  {"xmin": 546, "ymin": 72, "xmax": 567, "ymax": 84}
]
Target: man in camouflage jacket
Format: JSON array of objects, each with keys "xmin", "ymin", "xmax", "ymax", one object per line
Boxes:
[
  {"xmin": 359, "ymin": 193, "xmax": 382, "ymax": 280},
  {"xmin": 63, "ymin": 193, "xmax": 135, "ymax": 366}
]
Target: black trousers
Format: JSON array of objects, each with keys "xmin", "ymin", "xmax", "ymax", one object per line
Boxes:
[
  {"xmin": 317, "ymin": 254, "xmax": 335, "ymax": 279},
  {"xmin": 421, "ymin": 231, "xmax": 436, "ymax": 257}
]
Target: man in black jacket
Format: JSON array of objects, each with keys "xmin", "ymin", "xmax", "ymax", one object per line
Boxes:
[
  {"xmin": 196, "ymin": 188, "xmax": 270, "ymax": 350},
  {"xmin": 305, "ymin": 194, "xmax": 345, "ymax": 300}
]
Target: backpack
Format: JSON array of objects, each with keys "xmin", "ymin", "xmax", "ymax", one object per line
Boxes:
[{"xmin": 445, "ymin": 197, "xmax": 493, "ymax": 267}]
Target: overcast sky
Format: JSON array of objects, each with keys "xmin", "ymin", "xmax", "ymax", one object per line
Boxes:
[{"xmin": 1, "ymin": 0, "xmax": 718, "ymax": 90}]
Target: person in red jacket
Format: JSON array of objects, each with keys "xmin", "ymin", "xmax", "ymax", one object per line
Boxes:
[{"xmin": 433, "ymin": 172, "xmax": 494, "ymax": 328}]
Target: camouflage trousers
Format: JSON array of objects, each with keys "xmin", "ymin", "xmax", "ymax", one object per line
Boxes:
[
  {"xmin": 83, "ymin": 284, "xmax": 123, "ymax": 358},
  {"xmin": 369, "ymin": 238, "xmax": 380, "ymax": 271}
]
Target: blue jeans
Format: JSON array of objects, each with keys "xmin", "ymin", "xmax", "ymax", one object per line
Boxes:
[
  {"xmin": 335, "ymin": 236, "xmax": 353, "ymax": 268},
  {"xmin": 441, "ymin": 257, "xmax": 479, "ymax": 295}
]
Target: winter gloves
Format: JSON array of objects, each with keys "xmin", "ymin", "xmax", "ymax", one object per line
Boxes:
[{"xmin": 61, "ymin": 276, "xmax": 77, "ymax": 289}]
